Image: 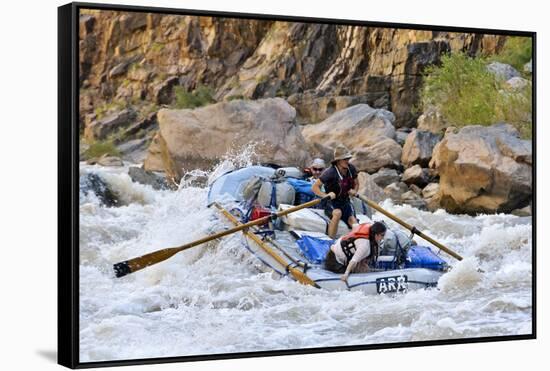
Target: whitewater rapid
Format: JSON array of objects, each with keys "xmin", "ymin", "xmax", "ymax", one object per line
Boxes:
[{"xmin": 78, "ymin": 161, "xmax": 532, "ymax": 362}]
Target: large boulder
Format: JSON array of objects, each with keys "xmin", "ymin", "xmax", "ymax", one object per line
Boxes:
[
  {"xmin": 384, "ymin": 182, "xmax": 409, "ymax": 202},
  {"xmin": 353, "ymin": 138, "xmax": 403, "ymax": 173},
  {"xmin": 84, "ymin": 108, "xmax": 137, "ymax": 141},
  {"xmin": 286, "ymin": 92, "xmax": 372, "ymax": 124},
  {"xmin": 486, "ymin": 62, "xmax": 520, "ymax": 81},
  {"xmin": 402, "ymin": 165, "xmax": 430, "ymax": 187},
  {"xmin": 370, "ymin": 168, "xmax": 401, "ymax": 188},
  {"xmin": 143, "ymin": 98, "xmax": 310, "ymax": 172},
  {"xmin": 422, "ymin": 182, "xmax": 441, "ymax": 211},
  {"xmin": 357, "ymin": 172, "xmax": 388, "ymax": 203},
  {"xmin": 301, "ymin": 104, "xmax": 401, "ymax": 172},
  {"xmin": 401, "ymin": 129, "xmax": 442, "ymax": 167},
  {"xmin": 430, "ymin": 123, "xmax": 532, "ymax": 214},
  {"xmin": 506, "ymin": 77, "xmax": 531, "ymax": 91}
]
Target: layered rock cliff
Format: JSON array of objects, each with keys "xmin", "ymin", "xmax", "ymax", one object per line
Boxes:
[{"xmin": 79, "ymin": 9, "xmax": 506, "ymax": 131}]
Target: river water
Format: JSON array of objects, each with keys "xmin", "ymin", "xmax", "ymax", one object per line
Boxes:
[{"xmin": 78, "ymin": 158, "xmax": 533, "ymax": 363}]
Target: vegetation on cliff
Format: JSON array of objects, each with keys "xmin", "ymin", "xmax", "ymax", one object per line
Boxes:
[{"xmin": 420, "ymin": 41, "xmax": 532, "ymax": 138}]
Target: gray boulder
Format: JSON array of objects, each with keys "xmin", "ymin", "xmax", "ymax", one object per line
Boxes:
[
  {"xmin": 357, "ymin": 172, "xmax": 388, "ymax": 203},
  {"xmin": 84, "ymin": 108, "xmax": 137, "ymax": 141},
  {"xmin": 395, "ymin": 128, "xmax": 412, "ymax": 146},
  {"xmin": 402, "ymin": 165, "xmax": 430, "ymax": 188},
  {"xmin": 128, "ymin": 166, "xmax": 171, "ymax": 190},
  {"xmin": 384, "ymin": 182, "xmax": 409, "ymax": 202},
  {"xmin": 487, "ymin": 62, "xmax": 520, "ymax": 81},
  {"xmin": 401, "ymin": 129, "xmax": 442, "ymax": 167},
  {"xmin": 401, "ymin": 190, "xmax": 428, "ymax": 210},
  {"xmin": 506, "ymin": 76, "xmax": 531, "ymax": 91},
  {"xmin": 370, "ymin": 168, "xmax": 401, "ymax": 188}
]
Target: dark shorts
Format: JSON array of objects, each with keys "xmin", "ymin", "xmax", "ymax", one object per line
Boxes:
[
  {"xmin": 325, "ymin": 249, "xmax": 346, "ymax": 274},
  {"xmin": 324, "ymin": 199, "xmax": 356, "ymax": 227}
]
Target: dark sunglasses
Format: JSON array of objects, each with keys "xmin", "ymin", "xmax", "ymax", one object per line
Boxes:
[{"xmin": 312, "ymin": 167, "xmax": 325, "ymax": 172}]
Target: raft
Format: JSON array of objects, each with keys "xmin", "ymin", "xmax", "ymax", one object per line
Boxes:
[{"xmin": 208, "ymin": 165, "xmax": 448, "ymax": 294}]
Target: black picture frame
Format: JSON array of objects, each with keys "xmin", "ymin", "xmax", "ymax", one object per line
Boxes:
[{"xmin": 58, "ymin": 2, "xmax": 536, "ymax": 368}]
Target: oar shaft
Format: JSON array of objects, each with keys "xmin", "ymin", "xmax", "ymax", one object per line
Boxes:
[
  {"xmin": 114, "ymin": 196, "xmax": 329, "ymax": 277},
  {"xmin": 214, "ymin": 203, "xmax": 319, "ymax": 287},
  {"xmin": 355, "ymin": 194, "xmax": 463, "ymax": 261}
]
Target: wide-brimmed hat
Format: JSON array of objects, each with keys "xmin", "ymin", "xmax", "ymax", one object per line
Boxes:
[{"xmin": 331, "ymin": 144, "xmax": 353, "ymax": 164}]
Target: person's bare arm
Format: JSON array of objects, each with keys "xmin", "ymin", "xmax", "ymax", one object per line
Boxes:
[
  {"xmin": 348, "ymin": 178, "xmax": 359, "ymax": 197},
  {"xmin": 312, "ymin": 179, "xmax": 335, "ymax": 199},
  {"xmin": 341, "ymin": 261, "xmax": 357, "ymax": 281}
]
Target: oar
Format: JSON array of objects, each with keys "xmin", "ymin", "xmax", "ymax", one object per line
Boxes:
[
  {"xmin": 213, "ymin": 203, "xmax": 319, "ymax": 288},
  {"xmin": 113, "ymin": 196, "xmax": 330, "ymax": 278},
  {"xmin": 355, "ymin": 194, "xmax": 463, "ymax": 261}
]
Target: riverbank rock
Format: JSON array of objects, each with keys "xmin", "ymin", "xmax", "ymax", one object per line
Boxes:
[
  {"xmin": 128, "ymin": 166, "xmax": 171, "ymax": 190},
  {"xmin": 287, "ymin": 92, "xmax": 372, "ymax": 124},
  {"xmin": 422, "ymin": 182, "xmax": 441, "ymax": 211},
  {"xmin": 357, "ymin": 172, "xmax": 387, "ymax": 203},
  {"xmin": 302, "ymin": 104, "xmax": 401, "ymax": 172},
  {"xmin": 143, "ymin": 98, "xmax": 310, "ymax": 172},
  {"xmin": 506, "ymin": 76, "xmax": 531, "ymax": 91},
  {"xmin": 487, "ymin": 62, "xmax": 520, "ymax": 81},
  {"xmin": 417, "ymin": 107, "xmax": 447, "ymax": 134},
  {"xmin": 79, "ymin": 172, "xmax": 119, "ymax": 207},
  {"xmin": 353, "ymin": 138, "xmax": 403, "ymax": 173},
  {"xmin": 384, "ymin": 182, "xmax": 409, "ymax": 202},
  {"xmin": 402, "ymin": 165, "xmax": 430, "ymax": 187},
  {"xmin": 370, "ymin": 168, "xmax": 400, "ymax": 188},
  {"xmin": 401, "ymin": 130, "xmax": 441, "ymax": 167},
  {"xmin": 511, "ymin": 204, "xmax": 532, "ymax": 217},
  {"xmin": 401, "ymin": 190, "xmax": 427, "ymax": 210},
  {"xmin": 84, "ymin": 108, "xmax": 137, "ymax": 141},
  {"xmin": 430, "ymin": 123, "xmax": 532, "ymax": 214},
  {"xmin": 86, "ymin": 154, "xmax": 124, "ymax": 167},
  {"xmin": 395, "ymin": 128, "xmax": 412, "ymax": 146}
]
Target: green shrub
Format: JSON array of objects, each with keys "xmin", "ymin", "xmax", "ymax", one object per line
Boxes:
[
  {"xmin": 85, "ymin": 140, "xmax": 121, "ymax": 158},
  {"xmin": 493, "ymin": 36, "xmax": 532, "ymax": 72},
  {"xmin": 174, "ymin": 85, "xmax": 216, "ymax": 109},
  {"xmin": 421, "ymin": 53, "xmax": 500, "ymax": 126},
  {"xmin": 420, "ymin": 52, "xmax": 532, "ymax": 138}
]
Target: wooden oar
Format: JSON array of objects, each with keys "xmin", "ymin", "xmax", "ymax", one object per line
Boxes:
[
  {"xmin": 213, "ymin": 203, "xmax": 319, "ymax": 288},
  {"xmin": 113, "ymin": 196, "xmax": 330, "ymax": 278},
  {"xmin": 355, "ymin": 194, "xmax": 463, "ymax": 261}
]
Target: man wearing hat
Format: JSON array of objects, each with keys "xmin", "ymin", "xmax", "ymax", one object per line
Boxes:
[
  {"xmin": 305, "ymin": 158, "xmax": 327, "ymax": 181},
  {"xmin": 311, "ymin": 144, "xmax": 359, "ymax": 238}
]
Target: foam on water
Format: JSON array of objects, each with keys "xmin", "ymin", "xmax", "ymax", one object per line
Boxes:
[{"xmin": 78, "ymin": 158, "xmax": 533, "ymax": 362}]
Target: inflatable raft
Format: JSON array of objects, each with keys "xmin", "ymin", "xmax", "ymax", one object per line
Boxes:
[{"xmin": 208, "ymin": 165, "xmax": 448, "ymax": 294}]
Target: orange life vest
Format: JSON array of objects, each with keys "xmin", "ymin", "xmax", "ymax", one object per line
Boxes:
[{"xmin": 339, "ymin": 224, "xmax": 374, "ymax": 263}]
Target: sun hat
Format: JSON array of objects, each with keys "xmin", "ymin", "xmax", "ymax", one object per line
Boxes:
[{"xmin": 331, "ymin": 144, "xmax": 353, "ymax": 164}]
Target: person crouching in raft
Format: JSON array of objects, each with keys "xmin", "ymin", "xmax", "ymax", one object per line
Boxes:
[
  {"xmin": 311, "ymin": 144, "xmax": 359, "ymax": 239},
  {"xmin": 325, "ymin": 222, "xmax": 387, "ymax": 281}
]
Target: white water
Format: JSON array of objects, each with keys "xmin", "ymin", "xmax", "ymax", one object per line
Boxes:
[{"xmin": 79, "ymin": 160, "xmax": 532, "ymax": 363}]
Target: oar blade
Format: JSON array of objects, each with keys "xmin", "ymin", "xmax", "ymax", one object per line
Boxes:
[{"xmin": 113, "ymin": 247, "xmax": 181, "ymax": 277}]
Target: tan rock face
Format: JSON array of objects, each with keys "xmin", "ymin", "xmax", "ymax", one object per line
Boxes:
[
  {"xmin": 79, "ymin": 10, "xmax": 506, "ymax": 129},
  {"xmin": 143, "ymin": 98, "xmax": 310, "ymax": 172},
  {"xmin": 301, "ymin": 104, "xmax": 401, "ymax": 172},
  {"xmin": 430, "ymin": 123, "xmax": 532, "ymax": 214}
]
